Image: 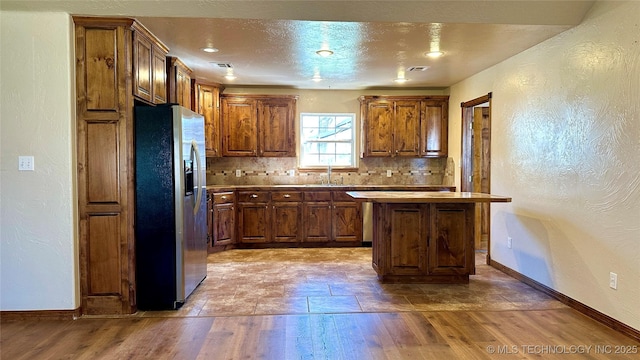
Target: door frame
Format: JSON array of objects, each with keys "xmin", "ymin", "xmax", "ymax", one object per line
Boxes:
[{"xmin": 460, "ymin": 92, "xmax": 492, "ymax": 261}]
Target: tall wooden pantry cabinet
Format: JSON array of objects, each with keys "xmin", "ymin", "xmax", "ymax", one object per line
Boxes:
[{"xmin": 74, "ymin": 17, "xmax": 168, "ymax": 315}]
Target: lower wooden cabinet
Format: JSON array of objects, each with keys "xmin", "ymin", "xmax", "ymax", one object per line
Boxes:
[
  {"xmin": 428, "ymin": 203, "xmax": 474, "ymax": 276},
  {"xmin": 233, "ymin": 189, "xmax": 362, "ymax": 247},
  {"xmin": 237, "ymin": 191, "xmax": 270, "ymax": 243},
  {"xmin": 213, "ymin": 192, "xmax": 235, "ymax": 247},
  {"xmin": 303, "ymin": 191, "xmax": 332, "ymax": 242},
  {"xmin": 373, "ymin": 202, "xmax": 474, "ymax": 283},
  {"xmin": 271, "ymin": 191, "xmax": 302, "ymax": 243}
]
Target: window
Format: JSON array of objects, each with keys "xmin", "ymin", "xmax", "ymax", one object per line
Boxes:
[{"xmin": 299, "ymin": 113, "xmax": 356, "ymax": 168}]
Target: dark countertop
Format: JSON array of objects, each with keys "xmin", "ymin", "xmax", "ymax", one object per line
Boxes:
[
  {"xmin": 206, "ymin": 184, "xmax": 455, "ymax": 192},
  {"xmin": 207, "ymin": 184, "xmax": 456, "ymax": 192}
]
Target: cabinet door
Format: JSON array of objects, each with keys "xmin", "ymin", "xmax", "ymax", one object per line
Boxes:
[
  {"xmin": 421, "ymin": 100, "xmax": 448, "ymax": 157},
  {"xmin": 258, "ymin": 98, "xmax": 296, "ymax": 157},
  {"xmin": 387, "ymin": 204, "xmax": 428, "ymax": 276},
  {"xmin": 363, "ymin": 100, "xmax": 393, "ymax": 157},
  {"xmin": 428, "ymin": 203, "xmax": 474, "ymax": 275},
  {"xmin": 133, "ymin": 32, "xmax": 153, "ymax": 103},
  {"xmin": 272, "ymin": 202, "xmax": 301, "ymax": 242},
  {"xmin": 214, "ymin": 203, "xmax": 235, "ymax": 246},
  {"xmin": 332, "ymin": 191, "xmax": 362, "ymax": 243},
  {"xmin": 176, "ymin": 68, "xmax": 191, "ymax": 108},
  {"xmin": 394, "ymin": 100, "xmax": 421, "ymax": 156},
  {"xmin": 237, "ymin": 202, "xmax": 269, "ymax": 243},
  {"xmin": 221, "ymin": 97, "xmax": 257, "ymax": 156},
  {"xmin": 198, "ymin": 84, "xmax": 221, "ymax": 157},
  {"xmin": 303, "ymin": 202, "xmax": 332, "ymax": 242},
  {"xmin": 152, "ymin": 45, "xmax": 167, "ymax": 104}
]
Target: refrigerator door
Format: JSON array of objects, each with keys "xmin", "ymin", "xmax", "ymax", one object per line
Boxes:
[{"xmin": 173, "ymin": 106, "xmax": 208, "ymax": 304}]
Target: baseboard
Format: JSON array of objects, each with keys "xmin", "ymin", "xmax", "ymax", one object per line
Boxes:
[
  {"xmin": 489, "ymin": 259, "xmax": 640, "ymax": 342},
  {"xmin": 1, "ymin": 307, "xmax": 82, "ymax": 321}
]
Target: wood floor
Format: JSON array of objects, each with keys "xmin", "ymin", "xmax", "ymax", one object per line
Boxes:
[{"xmin": 2, "ymin": 248, "xmax": 638, "ymax": 359}]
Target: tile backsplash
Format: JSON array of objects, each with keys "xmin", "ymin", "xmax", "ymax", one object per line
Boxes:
[{"xmin": 207, "ymin": 157, "xmax": 455, "ymax": 186}]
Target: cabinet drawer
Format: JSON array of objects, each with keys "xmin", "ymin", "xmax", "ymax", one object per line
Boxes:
[
  {"xmin": 332, "ymin": 191, "xmax": 356, "ymax": 202},
  {"xmin": 213, "ymin": 192, "xmax": 234, "ymax": 204},
  {"xmin": 237, "ymin": 191, "xmax": 270, "ymax": 202},
  {"xmin": 271, "ymin": 191, "xmax": 302, "ymax": 202},
  {"xmin": 304, "ymin": 191, "xmax": 331, "ymax": 201}
]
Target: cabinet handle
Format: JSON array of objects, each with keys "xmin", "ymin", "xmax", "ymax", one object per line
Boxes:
[
  {"xmin": 251, "ymin": 194, "xmax": 258, "ymax": 198},
  {"xmin": 221, "ymin": 196, "xmax": 227, "ymax": 200},
  {"xmin": 284, "ymin": 194, "xmax": 291, "ymax": 198}
]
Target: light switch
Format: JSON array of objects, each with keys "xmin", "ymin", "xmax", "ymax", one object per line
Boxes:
[
  {"xmin": 235, "ymin": 169, "xmax": 242, "ymax": 177},
  {"xmin": 18, "ymin": 156, "xmax": 35, "ymax": 171},
  {"xmin": 386, "ymin": 169, "xmax": 392, "ymax": 177}
]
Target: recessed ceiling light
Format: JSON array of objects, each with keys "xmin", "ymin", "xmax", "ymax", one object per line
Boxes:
[
  {"xmin": 394, "ymin": 78, "xmax": 409, "ymax": 83},
  {"xmin": 225, "ymin": 74, "xmax": 236, "ymax": 80},
  {"xmin": 316, "ymin": 49, "xmax": 334, "ymax": 57},
  {"xmin": 425, "ymin": 51, "xmax": 444, "ymax": 58},
  {"xmin": 202, "ymin": 47, "xmax": 219, "ymax": 53},
  {"xmin": 312, "ymin": 75, "xmax": 323, "ymax": 82}
]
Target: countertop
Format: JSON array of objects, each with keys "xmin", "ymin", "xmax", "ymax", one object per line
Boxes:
[
  {"xmin": 206, "ymin": 184, "xmax": 456, "ymax": 192},
  {"xmin": 346, "ymin": 191, "xmax": 512, "ymax": 203}
]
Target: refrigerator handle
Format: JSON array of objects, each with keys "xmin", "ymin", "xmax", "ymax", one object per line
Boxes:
[{"xmin": 191, "ymin": 140, "xmax": 204, "ymax": 215}]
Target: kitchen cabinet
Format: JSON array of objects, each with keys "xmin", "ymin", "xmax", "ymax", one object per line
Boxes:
[
  {"xmin": 348, "ymin": 190, "xmax": 511, "ymax": 283},
  {"xmin": 428, "ymin": 203, "xmax": 474, "ymax": 276},
  {"xmin": 360, "ymin": 96, "xmax": 449, "ymax": 158},
  {"xmin": 421, "ymin": 99, "xmax": 449, "ymax": 157},
  {"xmin": 133, "ymin": 29, "xmax": 168, "ymax": 104},
  {"xmin": 271, "ymin": 191, "xmax": 302, "ymax": 243},
  {"xmin": 303, "ymin": 191, "xmax": 332, "ymax": 243},
  {"xmin": 332, "ymin": 191, "xmax": 362, "ymax": 242},
  {"xmin": 236, "ymin": 191, "xmax": 270, "ymax": 243},
  {"xmin": 303, "ymin": 191, "xmax": 362, "ymax": 244},
  {"xmin": 221, "ymin": 95, "xmax": 297, "ymax": 157},
  {"xmin": 73, "ymin": 16, "xmax": 170, "ymax": 315},
  {"xmin": 212, "ymin": 191, "xmax": 235, "ymax": 248},
  {"xmin": 377, "ymin": 204, "xmax": 429, "ymax": 276},
  {"xmin": 361, "ymin": 99, "xmax": 421, "ymax": 157},
  {"xmin": 167, "ymin": 57, "xmax": 192, "ymax": 109},
  {"xmin": 195, "ymin": 83, "xmax": 223, "ymax": 157}
]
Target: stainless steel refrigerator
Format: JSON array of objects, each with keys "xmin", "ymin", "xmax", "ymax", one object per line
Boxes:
[{"xmin": 134, "ymin": 104, "xmax": 208, "ymax": 310}]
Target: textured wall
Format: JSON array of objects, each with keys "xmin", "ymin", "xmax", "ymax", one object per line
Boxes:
[
  {"xmin": 0, "ymin": 12, "xmax": 78, "ymax": 310},
  {"xmin": 449, "ymin": 1, "xmax": 640, "ymax": 330}
]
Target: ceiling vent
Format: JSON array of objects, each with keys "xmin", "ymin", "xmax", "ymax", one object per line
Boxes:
[
  {"xmin": 211, "ymin": 63, "xmax": 233, "ymax": 69},
  {"xmin": 407, "ymin": 66, "xmax": 430, "ymax": 72}
]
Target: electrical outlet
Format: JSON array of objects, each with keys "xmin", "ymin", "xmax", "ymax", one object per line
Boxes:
[
  {"xmin": 507, "ymin": 237, "xmax": 512, "ymax": 249},
  {"xmin": 235, "ymin": 169, "xmax": 242, "ymax": 177},
  {"xmin": 609, "ymin": 272, "xmax": 618, "ymax": 289},
  {"xmin": 18, "ymin": 156, "xmax": 35, "ymax": 171},
  {"xmin": 387, "ymin": 169, "xmax": 392, "ymax": 177},
  {"xmin": 289, "ymin": 169, "xmax": 295, "ymax": 177}
]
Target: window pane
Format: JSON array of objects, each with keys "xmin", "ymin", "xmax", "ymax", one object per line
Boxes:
[{"xmin": 300, "ymin": 113, "xmax": 355, "ymax": 168}]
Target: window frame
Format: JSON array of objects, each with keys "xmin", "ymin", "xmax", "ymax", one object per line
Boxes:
[{"xmin": 298, "ymin": 112, "xmax": 358, "ymax": 170}]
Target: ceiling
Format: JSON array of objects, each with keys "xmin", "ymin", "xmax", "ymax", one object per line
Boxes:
[{"xmin": 1, "ymin": 0, "xmax": 596, "ymax": 90}]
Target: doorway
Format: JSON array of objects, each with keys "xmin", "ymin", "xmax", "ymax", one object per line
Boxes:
[{"xmin": 460, "ymin": 93, "xmax": 492, "ymax": 260}]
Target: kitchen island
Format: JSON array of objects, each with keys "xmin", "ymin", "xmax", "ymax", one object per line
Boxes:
[{"xmin": 346, "ymin": 191, "xmax": 511, "ymax": 283}]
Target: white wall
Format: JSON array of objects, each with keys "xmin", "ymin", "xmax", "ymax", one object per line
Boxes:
[
  {"xmin": 0, "ymin": 11, "xmax": 78, "ymax": 310},
  {"xmin": 449, "ymin": 1, "xmax": 640, "ymax": 331}
]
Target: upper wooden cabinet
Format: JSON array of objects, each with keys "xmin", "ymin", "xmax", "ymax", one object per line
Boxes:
[
  {"xmin": 132, "ymin": 27, "xmax": 168, "ymax": 104},
  {"xmin": 360, "ymin": 96, "xmax": 449, "ymax": 158},
  {"xmin": 166, "ymin": 56, "xmax": 192, "ymax": 109},
  {"xmin": 421, "ymin": 99, "xmax": 449, "ymax": 157},
  {"xmin": 194, "ymin": 83, "xmax": 223, "ymax": 157},
  {"xmin": 221, "ymin": 94, "xmax": 297, "ymax": 157}
]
